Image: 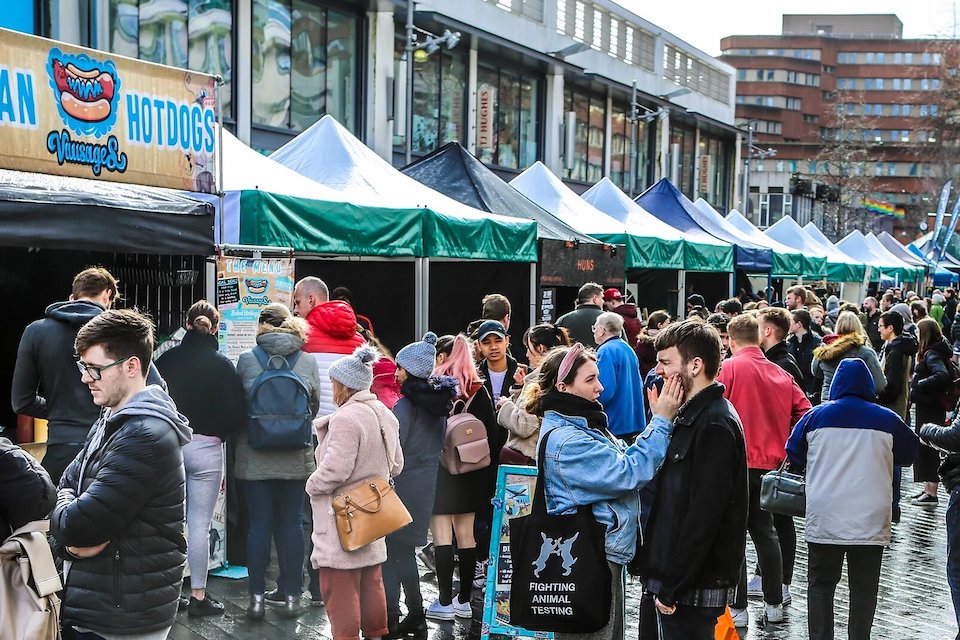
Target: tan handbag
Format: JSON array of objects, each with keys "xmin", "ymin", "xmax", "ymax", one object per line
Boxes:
[
  {"xmin": 331, "ymin": 407, "xmax": 412, "ymax": 552},
  {"xmin": 0, "ymin": 520, "xmax": 62, "ymax": 640}
]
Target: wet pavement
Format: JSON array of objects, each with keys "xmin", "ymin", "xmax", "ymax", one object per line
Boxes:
[{"xmin": 170, "ymin": 483, "xmax": 957, "ymax": 640}]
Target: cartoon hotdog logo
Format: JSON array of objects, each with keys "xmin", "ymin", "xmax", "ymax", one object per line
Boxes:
[
  {"xmin": 46, "ymin": 48, "xmax": 121, "ymax": 138},
  {"xmin": 245, "ymin": 278, "xmax": 269, "ymax": 294}
]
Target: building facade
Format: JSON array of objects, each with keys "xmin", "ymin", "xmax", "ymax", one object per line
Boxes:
[
  {"xmin": 720, "ymin": 14, "xmax": 954, "ymax": 241},
  {"xmin": 6, "ymin": 0, "xmax": 738, "ymax": 207}
]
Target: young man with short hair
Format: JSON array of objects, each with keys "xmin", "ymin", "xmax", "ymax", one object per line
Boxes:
[
  {"xmin": 556, "ymin": 282, "xmax": 605, "ymax": 347},
  {"xmin": 476, "ymin": 320, "xmax": 517, "ymax": 411},
  {"xmin": 718, "ymin": 314, "xmax": 811, "ymax": 625},
  {"xmin": 788, "ymin": 309, "xmax": 823, "ymax": 403},
  {"xmin": 863, "ymin": 296, "xmax": 883, "ymax": 352},
  {"xmin": 53, "ymin": 309, "xmax": 191, "ymax": 640},
  {"xmin": 706, "ymin": 313, "xmax": 731, "ymax": 359},
  {"xmin": 720, "ymin": 298, "xmax": 743, "ymax": 318},
  {"xmin": 634, "ymin": 320, "xmax": 748, "ymax": 639},
  {"xmin": 758, "ymin": 307, "xmax": 804, "ymax": 387},
  {"xmin": 785, "ymin": 286, "xmax": 807, "ymax": 311},
  {"xmin": 481, "ymin": 293, "xmax": 511, "ymax": 330}
]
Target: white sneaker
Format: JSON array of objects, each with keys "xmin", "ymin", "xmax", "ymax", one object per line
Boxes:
[
  {"xmin": 730, "ymin": 607, "xmax": 749, "ymax": 627},
  {"xmin": 781, "ymin": 584, "xmax": 792, "ymax": 606},
  {"xmin": 764, "ymin": 602, "xmax": 784, "ymax": 624},
  {"xmin": 424, "ymin": 600, "xmax": 455, "ymax": 621},
  {"xmin": 472, "ymin": 559, "xmax": 489, "ymax": 589},
  {"xmin": 452, "ymin": 595, "xmax": 472, "ymax": 619},
  {"xmin": 746, "ymin": 574, "xmax": 763, "ymax": 597}
]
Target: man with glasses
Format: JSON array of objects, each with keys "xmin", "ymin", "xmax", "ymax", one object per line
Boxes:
[{"xmin": 52, "ymin": 309, "xmax": 191, "ymax": 640}]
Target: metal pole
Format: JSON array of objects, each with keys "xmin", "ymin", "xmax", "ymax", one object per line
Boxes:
[
  {"xmin": 215, "ymin": 75, "xmax": 224, "ymax": 245},
  {"xmin": 628, "ymin": 80, "xmax": 638, "ymax": 198},
  {"xmin": 742, "ymin": 122, "xmax": 753, "ymax": 216},
  {"xmin": 414, "ymin": 257, "xmax": 423, "ymax": 338},
  {"xmin": 529, "ymin": 263, "xmax": 537, "ymax": 328},
  {"xmin": 404, "ymin": 0, "xmax": 415, "ymax": 166}
]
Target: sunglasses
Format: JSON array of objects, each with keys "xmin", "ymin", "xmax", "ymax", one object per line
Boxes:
[{"xmin": 76, "ymin": 356, "xmax": 134, "ymax": 381}]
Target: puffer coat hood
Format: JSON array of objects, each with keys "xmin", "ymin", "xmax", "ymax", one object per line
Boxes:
[{"xmin": 814, "ymin": 332, "xmax": 867, "ymax": 362}]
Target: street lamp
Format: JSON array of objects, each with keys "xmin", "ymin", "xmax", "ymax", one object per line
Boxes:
[
  {"xmin": 739, "ymin": 119, "xmax": 777, "ymax": 220},
  {"xmin": 627, "ymin": 81, "xmax": 668, "ymax": 197},
  {"xmin": 404, "ymin": 1, "xmax": 461, "ymax": 165}
]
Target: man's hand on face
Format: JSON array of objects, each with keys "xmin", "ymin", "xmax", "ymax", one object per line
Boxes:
[
  {"xmin": 651, "ymin": 374, "xmax": 685, "ymax": 422},
  {"xmin": 67, "ymin": 541, "xmax": 110, "ymax": 558}
]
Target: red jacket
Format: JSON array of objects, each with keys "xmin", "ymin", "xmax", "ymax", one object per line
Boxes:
[
  {"xmin": 303, "ymin": 301, "xmax": 365, "ymax": 355},
  {"xmin": 716, "ymin": 345, "xmax": 811, "ymax": 470},
  {"xmin": 372, "ymin": 358, "xmax": 401, "ymax": 409}
]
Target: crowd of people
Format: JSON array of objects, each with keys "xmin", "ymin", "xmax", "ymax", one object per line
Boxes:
[{"xmin": 4, "ymin": 268, "xmax": 960, "ymax": 640}]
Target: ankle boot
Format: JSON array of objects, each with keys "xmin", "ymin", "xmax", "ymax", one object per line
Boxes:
[
  {"xmin": 394, "ymin": 613, "xmax": 428, "ymax": 640},
  {"xmin": 280, "ymin": 593, "xmax": 303, "ymax": 618},
  {"xmin": 247, "ymin": 593, "xmax": 265, "ymax": 620}
]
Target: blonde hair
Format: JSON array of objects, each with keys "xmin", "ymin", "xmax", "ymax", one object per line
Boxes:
[
  {"xmin": 834, "ymin": 311, "xmax": 864, "ymax": 337},
  {"xmin": 256, "ymin": 303, "xmax": 308, "ymax": 340}
]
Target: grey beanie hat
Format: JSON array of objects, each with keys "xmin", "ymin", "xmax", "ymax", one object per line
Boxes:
[
  {"xmin": 328, "ymin": 345, "xmax": 380, "ymax": 391},
  {"xmin": 396, "ymin": 331, "xmax": 438, "ymax": 379},
  {"xmin": 891, "ymin": 302, "xmax": 912, "ymax": 325}
]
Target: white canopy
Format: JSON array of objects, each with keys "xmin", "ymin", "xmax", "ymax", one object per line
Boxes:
[{"xmin": 580, "ymin": 177, "xmax": 688, "ymax": 241}]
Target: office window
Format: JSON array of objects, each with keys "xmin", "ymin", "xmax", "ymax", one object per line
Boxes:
[
  {"xmin": 876, "ymin": 52, "xmax": 885, "ymax": 64},
  {"xmin": 736, "ymin": 95, "xmax": 746, "ymax": 104},
  {"xmin": 921, "ymin": 78, "xmax": 929, "ymax": 91},
  {"xmin": 866, "ymin": 52, "xmax": 874, "ymax": 64},
  {"xmin": 933, "ymin": 79, "xmax": 942, "ymax": 90},
  {"xmin": 767, "ymin": 69, "xmax": 775, "ymax": 80},
  {"xmin": 932, "ymin": 104, "xmax": 940, "ymax": 116},
  {"xmin": 564, "ymin": 87, "xmax": 606, "ymax": 182},
  {"xmin": 400, "ymin": 39, "xmax": 467, "ymax": 155},
  {"xmin": 756, "ymin": 69, "xmax": 763, "ymax": 81},
  {"xmin": 738, "ymin": 69, "xmax": 746, "ymax": 81},
  {"xmin": 923, "ymin": 52, "xmax": 931, "ymax": 64},
  {"xmin": 892, "ymin": 104, "xmax": 900, "ymax": 116},
  {"xmin": 921, "ymin": 104, "xmax": 929, "ymax": 116},
  {"xmin": 904, "ymin": 78, "xmax": 912, "ymax": 90},
  {"xmin": 905, "ymin": 52, "xmax": 913, "ymax": 64},
  {"xmin": 476, "ymin": 63, "xmax": 540, "ymax": 170},
  {"xmin": 786, "ymin": 97, "xmax": 801, "ymax": 110}
]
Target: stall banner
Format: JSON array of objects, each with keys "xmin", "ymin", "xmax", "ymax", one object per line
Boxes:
[
  {"xmin": 481, "ymin": 465, "xmax": 554, "ymax": 640},
  {"xmin": 216, "ymin": 256, "xmax": 295, "ymax": 362},
  {"xmin": 0, "ymin": 28, "xmax": 217, "ymax": 192}
]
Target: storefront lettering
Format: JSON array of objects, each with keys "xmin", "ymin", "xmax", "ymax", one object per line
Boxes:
[
  {"xmin": 46, "ymin": 129, "xmax": 127, "ymax": 176},
  {"xmin": 125, "ymin": 91, "xmax": 215, "ymax": 153},
  {"xmin": 0, "ymin": 65, "xmax": 37, "ymax": 128},
  {"xmin": 223, "ymin": 258, "xmax": 287, "ymax": 275},
  {"xmin": 576, "ymin": 259, "xmax": 595, "ymax": 271}
]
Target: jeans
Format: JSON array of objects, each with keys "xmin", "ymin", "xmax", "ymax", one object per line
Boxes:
[
  {"xmin": 319, "ymin": 565, "xmax": 389, "ymax": 640},
  {"xmin": 947, "ymin": 487, "xmax": 960, "ymax": 637},
  {"xmin": 734, "ymin": 469, "xmax": 783, "ymax": 607},
  {"xmin": 383, "ymin": 538, "xmax": 423, "ymax": 622},
  {"xmin": 184, "ymin": 435, "xmax": 223, "ymax": 590},
  {"xmin": 656, "ymin": 605, "xmax": 725, "ymax": 640},
  {"xmin": 807, "ymin": 543, "xmax": 883, "ymax": 640},
  {"xmin": 244, "ymin": 479, "xmax": 306, "ymax": 596}
]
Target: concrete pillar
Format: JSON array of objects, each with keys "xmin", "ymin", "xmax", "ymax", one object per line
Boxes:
[
  {"xmin": 603, "ymin": 93, "xmax": 613, "ymax": 178},
  {"xmin": 366, "ymin": 8, "xmax": 396, "ymax": 159},
  {"xmin": 657, "ymin": 113, "xmax": 670, "ymax": 181},
  {"xmin": 544, "ymin": 68, "xmax": 565, "ymax": 174},
  {"xmin": 467, "ymin": 35, "xmax": 478, "ymax": 154}
]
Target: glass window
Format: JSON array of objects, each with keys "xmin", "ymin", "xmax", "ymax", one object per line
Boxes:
[
  {"xmin": 903, "ymin": 104, "xmax": 911, "ymax": 115},
  {"xmin": 290, "ymin": 0, "xmax": 324, "ymax": 132},
  {"xmin": 906, "ymin": 52, "xmax": 913, "ymax": 64},
  {"xmin": 933, "ymin": 79, "xmax": 942, "ymax": 90},
  {"xmin": 755, "ymin": 70, "xmax": 763, "ymax": 81},
  {"xmin": 564, "ymin": 88, "xmax": 604, "ymax": 182},
  {"xmin": 894, "ymin": 52, "xmax": 903, "ymax": 64},
  {"xmin": 325, "ymin": 9, "xmax": 358, "ymax": 133},
  {"xmin": 892, "ymin": 103, "xmax": 900, "ymax": 116},
  {"xmin": 252, "ymin": 0, "xmax": 291, "ymax": 128},
  {"xmin": 866, "ymin": 52, "xmax": 874, "ymax": 64},
  {"xmin": 904, "ymin": 78, "xmax": 912, "ymax": 90},
  {"xmin": 893, "ymin": 78, "xmax": 901, "ymax": 90},
  {"xmin": 932, "ymin": 104, "xmax": 940, "ymax": 116},
  {"xmin": 922, "ymin": 78, "xmax": 930, "ymax": 90},
  {"xmin": 923, "ymin": 52, "xmax": 931, "ymax": 64},
  {"xmin": 189, "ymin": 0, "xmax": 233, "ymax": 116},
  {"xmin": 921, "ymin": 104, "xmax": 929, "ymax": 116},
  {"xmin": 408, "ymin": 47, "xmax": 465, "ymax": 155}
]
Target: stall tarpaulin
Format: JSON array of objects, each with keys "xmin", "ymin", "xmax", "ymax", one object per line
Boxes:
[
  {"xmin": 863, "ymin": 232, "xmax": 925, "ymax": 282},
  {"xmin": 0, "ymin": 167, "xmax": 214, "ymax": 254},
  {"xmin": 722, "ymin": 208, "xmax": 826, "ymax": 279},
  {"xmin": 906, "ymin": 243, "xmax": 959, "ymax": 285},
  {"xmin": 0, "ymin": 28, "xmax": 217, "ymax": 193},
  {"xmin": 765, "ymin": 217, "xmax": 866, "ymax": 283},
  {"xmin": 216, "ymin": 255, "xmax": 295, "ymax": 362},
  {"xmin": 836, "ymin": 230, "xmax": 915, "ymax": 283},
  {"xmin": 674, "ymin": 188, "xmax": 772, "ymax": 273}
]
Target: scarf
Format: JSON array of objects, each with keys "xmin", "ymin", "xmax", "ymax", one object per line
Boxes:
[{"xmin": 539, "ymin": 388, "xmax": 609, "ymax": 434}]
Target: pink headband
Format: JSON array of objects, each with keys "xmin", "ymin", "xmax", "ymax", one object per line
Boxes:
[{"xmin": 557, "ymin": 343, "xmax": 585, "ymax": 385}]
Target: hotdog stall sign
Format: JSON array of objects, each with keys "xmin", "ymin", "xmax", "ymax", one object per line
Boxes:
[{"xmin": 0, "ymin": 28, "xmax": 217, "ymax": 192}]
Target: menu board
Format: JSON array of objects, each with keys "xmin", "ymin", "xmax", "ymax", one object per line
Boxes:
[{"xmin": 215, "ymin": 256, "xmax": 295, "ymax": 362}]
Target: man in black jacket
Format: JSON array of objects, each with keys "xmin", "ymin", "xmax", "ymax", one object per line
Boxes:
[
  {"xmin": 12, "ymin": 268, "xmax": 165, "ymax": 484},
  {"xmin": 52, "ymin": 309, "xmax": 191, "ymax": 639},
  {"xmin": 919, "ymin": 416, "xmax": 960, "ymax": 637},
  {"xmin": 635, "ymin": 320, "xmax": 748, "ymax": 639},
  {"xmin": 556, "ymin": 282, "xmax": 604, "ymax": 347},
  {"xmin": 788, "ymin": 309, "xmax": 823, "ymax": 403},
  {"xmin": 863, "ymin": 296, "xmax": 883, "ymax": 353},
  {"xmin": 759, "ymin": 307, "xmax": 804, "ymax": 387}
]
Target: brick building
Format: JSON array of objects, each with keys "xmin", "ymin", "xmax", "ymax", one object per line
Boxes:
[{"xmin": 720, "ymin": 14, "xmax": 955, "ymax": 242}]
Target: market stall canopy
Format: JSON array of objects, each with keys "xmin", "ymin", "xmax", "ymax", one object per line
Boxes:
[
  {"xmin": 797, "ymin": 221, "xmax": 869, "ymax": 282},
  {"xmin": 579, "ymin": 178, "xmax": 688, "ymax": 269},
  {"xmin": 723, "ymin": 208, "xmax": 826, "ymax": 278},
  {"xmin": 912, "ymin": 230, "xmax": 960, "ymax": 270},
  {"xmin": 862, "ymin": 232, "xmax": 924, "ymax": 282},
  {"xmin": 672, "ymin": 193, "xmax": 771, "ymax": 273},
  {"xmin": 874, "ymin": 231, "xmax": 928, "ymax": 269},
  {"xmin": 270, "ymin": 115, "xmax": 537, "ymax": 262},
  {"xmin": 400, "ymin": 142, "xmax": 597, "ymax": 244},
  {"xmin": 509, "ymin": 162, "xmax": 664, "ymax": 270},
  {"xmin": 0, "ymin": 168, "xmax": 213, "ymax": 254},
  {"xmin": 835, "ymin": 230, "xmax": 915, "ymax": 283},
  {"xmin": 214, "ymin": 127, "xmax": 428, "ymax": 257},
  {"xmin": 632, "ymin": 179, "xmax": 740, "ymax": 273},
  {"xmin": 906, "ymin": 243, "xmax": 960, "ymax": 285}
]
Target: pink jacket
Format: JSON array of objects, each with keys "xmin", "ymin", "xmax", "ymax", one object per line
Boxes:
[
  {"xmin": 307, "ymin": 390, "xmax": 403, "ymax": 570},
  {"xmin": 717, "ymin": 345, "xmax": 811, "ymax": 471}
]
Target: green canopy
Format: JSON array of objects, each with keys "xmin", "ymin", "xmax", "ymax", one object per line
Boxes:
[{"xmin": 237, "ymin": 190, "xmax": 538, "ymax": 261}]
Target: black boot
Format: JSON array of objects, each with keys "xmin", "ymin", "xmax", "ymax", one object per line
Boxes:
[{"xmin": 393, "ymin": 613, "xmax": 428, "ymax": 640}]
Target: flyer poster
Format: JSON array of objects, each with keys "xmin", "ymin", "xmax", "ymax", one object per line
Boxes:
[
  {"xmin": 215, "ymin": 255, "xmax": 294, "ymax": 362},
  {"xmin": 481, "ymin": 465, "xmax": 552, "ymax": 640}
]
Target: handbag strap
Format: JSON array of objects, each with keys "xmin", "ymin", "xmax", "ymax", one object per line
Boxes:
[
  {"xmin": 5, "ymin": 520, "xmax": 61, "ymax": 597},
  {"xmin": 451, "ymin": 391, "xmax": 478, "ymax": 417},
  {"xmin": 360, "ymin": 403, "xmax": 393, "ymax": 477},
  {"xmin": 530, "ymin": 429, "xmax": 555, "ymax": 518}
]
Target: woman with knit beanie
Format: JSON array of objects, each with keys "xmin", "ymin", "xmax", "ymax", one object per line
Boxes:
[
  {"xmin": 156, "ymin": 300, "xmax": 248, "ymax": 616},
  {"xmin": 385, "ymin": 332, "xmax": 460, "ymax": 638},
  {"xmin": 426, "ymin": 334, "xmax": 498, "ymax": 622},
  {"xmin": 307, "ymin": 344, "xmax": 404, "ymax": 640},
  {"xmin": 235, "ymin": 303, "xmax": 322, "ymax": 620}
]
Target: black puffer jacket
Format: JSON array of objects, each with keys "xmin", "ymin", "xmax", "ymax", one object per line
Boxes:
[
  {"xmin": 52, "ymin": 386, "xmax": 191, "ymax": 635},
  {"xmin": 633, "ymin": 382, "xmax": 748, "ymax": 606},
  {"xmin": 765, "ymin": 340, "xmax": 804, "ymax": 387},
  {"xmin": 919, "ymin": 417, "xmax": 960, "ymax": 491},
  {"xmin": 910, "ymin": 338, "xmax": 953, "ymax": 407},
  {"xmin": 155, "ymin": 329, "xmax": 247, "ymax": 439},
  {"xmin": 0, "ymin": 437, "xmax": 56, "ymax": 536}
]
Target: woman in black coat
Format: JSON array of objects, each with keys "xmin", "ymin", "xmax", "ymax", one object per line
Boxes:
[
  {"xmin": 910, "ymin": 318, "xmax": 953, "ymax": 506},
  {"xmin": 384, "ymin": 331, "xmax": 458, "ymax": 638},
  {"xmin": 0, "ymin": 438, "xmax": 55, "ymax": 536}
]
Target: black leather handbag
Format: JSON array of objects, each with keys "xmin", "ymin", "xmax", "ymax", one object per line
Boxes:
[{"xmin": 760, "ymin": 461, "xmax": 806, "ymax": 517}]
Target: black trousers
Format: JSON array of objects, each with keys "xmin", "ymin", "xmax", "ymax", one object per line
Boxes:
[
  {"xmin": 734, "ymin": 469, "xmax": 783, "ymax": 607},
  {"xmin": 656, "ymin": 604, "xmax": 725, "ymax": 640},
  {"xmin": 754, "ymin": 512, "xmax": 797, "ymax": 585},
  {"xmin": 807, "ymin": 543, "xmax": 883, "ymax": 640},
  {"xmin": 383, "ymin": 538, "xmax": 423, "ymax": 622}
]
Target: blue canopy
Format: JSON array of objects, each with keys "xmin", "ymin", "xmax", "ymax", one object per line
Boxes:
[
  {"xmin": 635, "ymin": 179, "xmax": 772, "ymax": 272},
  {"xmin": 907, "ymin": 243, "xmax": 958, "ymax": 286}
]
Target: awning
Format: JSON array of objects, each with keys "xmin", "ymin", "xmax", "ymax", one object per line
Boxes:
[{"xmin": 723, "ymin": 209, "xmax": 826, "ymax": 278}]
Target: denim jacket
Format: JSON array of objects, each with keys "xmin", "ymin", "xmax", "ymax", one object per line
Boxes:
[{"xmin": 539, "ymin": 411, "xmax": 673, "ymax": 564}]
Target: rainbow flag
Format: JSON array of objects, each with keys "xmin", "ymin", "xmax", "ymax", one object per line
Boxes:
[{"xmin": 863, "ymin": 197, "xmax": 903, "ymax": 218}]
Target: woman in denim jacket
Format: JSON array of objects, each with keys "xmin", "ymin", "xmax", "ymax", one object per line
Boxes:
[{"xmin": 526, "ymin": 343, "xmax": 681, "ymax": 640}]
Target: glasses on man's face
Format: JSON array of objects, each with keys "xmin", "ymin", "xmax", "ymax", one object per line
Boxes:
[{"xmin": 76, "ymin": 356, "xmax": 133, "ymax": 381}]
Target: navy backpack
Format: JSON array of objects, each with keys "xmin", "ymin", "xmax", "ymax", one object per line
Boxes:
[{"xmin": 247, "ymin": 346, "xmax": 313, "ymax": 450}]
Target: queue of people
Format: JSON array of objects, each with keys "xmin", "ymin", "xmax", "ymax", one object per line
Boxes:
[{"xmin": 7, "ymin": 267, "xmax": 960, "ymax": 640}]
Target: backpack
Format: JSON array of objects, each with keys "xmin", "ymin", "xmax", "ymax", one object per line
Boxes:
[
  {"xmin": 0, "ymin": 520, "xmax": 61, "ymax": 640},
  {"xmin": 938, "ymin": 357, "xmax": 960, "ymax": 412},
  {"xmin": 440, "ymin": 394, "xmax": 491, "ymax": 475},
  {"xmin": 247, "ymin": 346, "xmax": 314, "ymax": 450}
]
